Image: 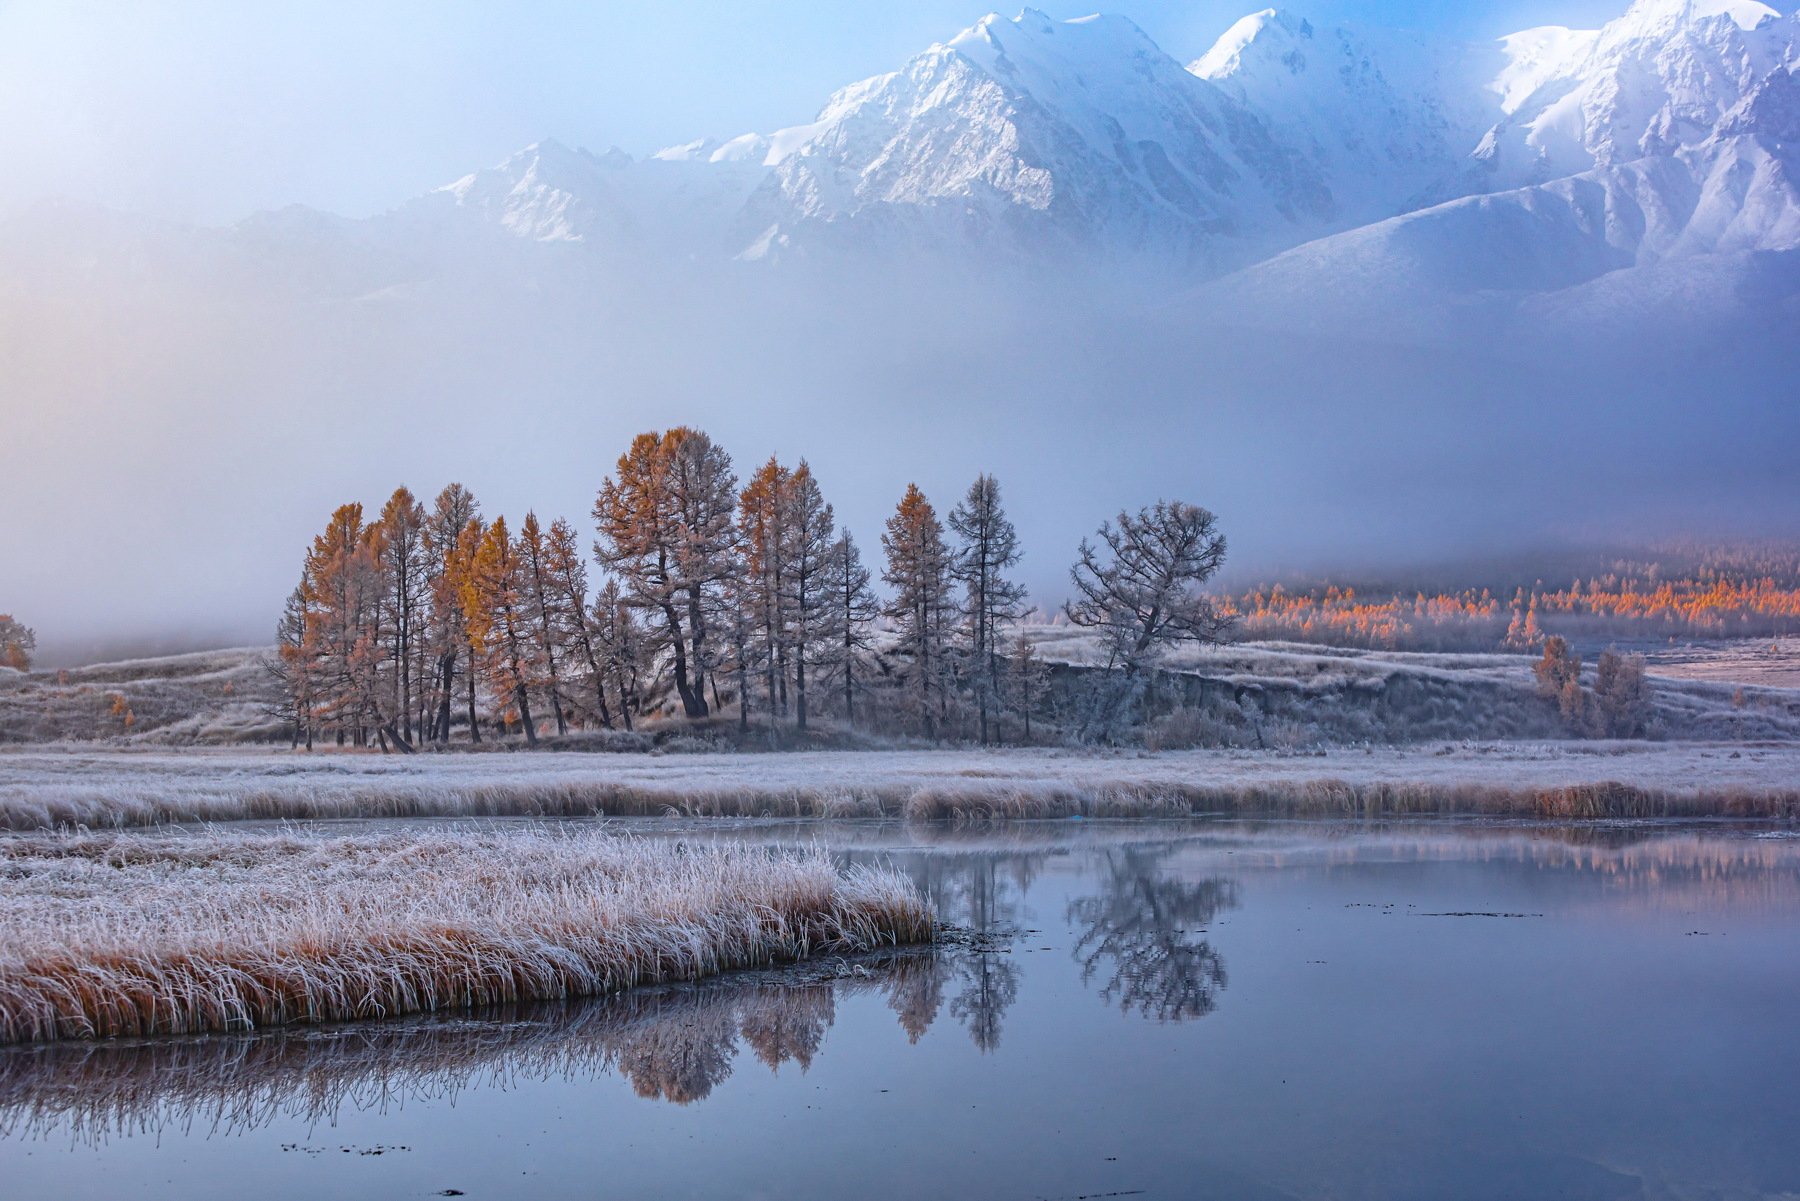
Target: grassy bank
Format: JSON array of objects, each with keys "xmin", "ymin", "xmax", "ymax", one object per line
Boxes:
[
  {"xmin": 0, "ymin": 830, "xmax": 931, "ymax": 1044},
  {"xmin": 3, "ymin": 745, "xmax": 1799, "ymax": 830}
]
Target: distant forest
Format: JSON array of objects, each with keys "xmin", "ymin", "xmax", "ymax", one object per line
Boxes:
[{"xmin": 1233, "ymin": 545, "xmax": 1800, "ymax": 653}]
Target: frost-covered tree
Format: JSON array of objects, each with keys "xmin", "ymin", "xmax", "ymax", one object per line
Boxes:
[
  {"xmin": 738, "ymin": 457, "xmax": 793, "ymax": 724},
  {"xmin": 1534, "ymin": 635, "xmax": 1587, "ymax": 731},
  {"xmin": 516, "ymin": 512, "xmax": 569, "ymax": 736},
  {"xmin": 950, "ymin": 474, "xmax": 1026, "ymax": 745},
  {"xmin": 1006, "ymin": 632, "xmax": 1052, "ymax": 742},
  {"xmin": 376, "ymin": 487, "xmax": 428, "ymax": 743},
  {"xmin": 784, "ymin": 463, "xmax": 836, "ymax": 732},
  {"xmin": 0, "ymin": 614, "xmax": 35, "ymax": 672},
  {"xmin": 1065, "ymin": 501, "xmax": 1230, "ymax": 738},
  {"xmin": 298, "ymin": 503, "xmax": 390, "ymax": 746},
  {"xmin": 1594, "ymin": 649, "xmax": 1651, "ymax": 738},
  {"xmin": 818, "ymin": 529, "xmax": 880, "ymax": 724},
  {"xmin": 594, "ymin": 428, "xmax": 739, "ymax": 719},
  {"xmin": 424, "ymin": 484, "xmax": 481, "ymax": 743},
  {"xmin": 591, "ymin": 578, "xmax": 648, "ymax": 730},
  {"xmin": 462, "ymin": 516, "xmax": 538, "ymax": 744},
  {"xmin": 542, "ymin": 516, "xmax": 616, "ymax": 730},
  {"xmin": 883, "ymin": 484, "xmax": 956, "ymax": 738},
  {"xmin": 269, "ymin": 584, "xmax": 316, "ymax": 748}
]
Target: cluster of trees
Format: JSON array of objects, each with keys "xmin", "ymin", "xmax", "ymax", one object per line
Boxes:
[
  {"xmin": 1534, "ymin": 637, "xmax": 1653, "ymax": 738},
  {"xmin": 1232, "ymin": 559, "xmax": 1800, "ymax": 655},
  {"xmin": 274, "ymin": 426, "xmax": 1232, "ymax": 750},
  {"xmin": 0, "ymin": 615, "xmax": 34, "ymax": 671}
]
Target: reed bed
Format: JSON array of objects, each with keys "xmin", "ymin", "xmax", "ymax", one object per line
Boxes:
[{"xmin": 0, "ymin": 829, "xmax": 932, "ymax": 1045}]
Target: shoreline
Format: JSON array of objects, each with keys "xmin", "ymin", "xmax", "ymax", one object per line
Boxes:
[{"xmin": 3, "ymin": 742, "xmax": 1798, "ymax": 828}]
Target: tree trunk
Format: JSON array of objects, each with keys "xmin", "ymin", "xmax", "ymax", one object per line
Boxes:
[
  {"xmin": 515, "ymin": 684, "xmax": 538, "ymax": 746},
  {"xmin": 466, "ymin": 653, "xmax": 481, "ymax": 743},
  {"xmin": 661, "ymin": 603, "xmax": 704, "ymax": 718}
]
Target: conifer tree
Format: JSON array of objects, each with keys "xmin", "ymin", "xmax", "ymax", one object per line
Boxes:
[
  {"xmin": 819, "ymin": 529, "xmax": 880, "ymax": 723},
  {"xmin": 271, "ymin": 584, "xmax": 316, "ymax": 748},
  {"xmin": 594, "ymin": 428, "xmax": 738, "ymax": 719},
  {"xmin": 1066, "ymin": 501, "xmax": 1230, "ymax": 739},
  {"xmin": 591, "ymin": 578, "xmax": 646, "ymax": 730},
  {"xmin": 448, "ymin": 517, "xmax": 488, "ymax": 743},
  {"xmin": 543, "ymin": 516, "xmax": 614, "ymax": 730},
  {"xmin": 425, "ymin": 484, "xmax": 481, "ymax": 743},
  {"xmin": 0, "ymin": 615, "xmax": 35, "ymax": 672},
  {"xmin": 1007, "ymin": 632, "xmax": 1052, "ymax": 742},
  {"xmin": 950, "ymin": 474, "xmax": 1027, "ymax": 744},
  {"xmin": 784, "ymin": 462, "xmax": 836, "ymax": 732},
  {"xmin": 883, "ymin": 484, "xmax": 956, "ymax": 738},
  {"xmin": 462, "ymin": 516, "xmax": 538, "ymax": 745},
  {"xmin": 517, "ymin": 512, "xmax": 569, "ymax": 736},
  {"xmin": 738, "ymin": 457, "xmax": 793, "ymax": 725},
  {"xmin": 376, "ymin": 487, "xmax": 427, "ymax": 745}
]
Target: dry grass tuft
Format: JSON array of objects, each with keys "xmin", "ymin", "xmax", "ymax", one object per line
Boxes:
[{"xmin": 0, "ymin": 829, "xmax": 931, "ymax": 1045}]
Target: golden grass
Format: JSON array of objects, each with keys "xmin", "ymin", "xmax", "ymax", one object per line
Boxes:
[{"xmin": 0, "ymin": 829, "xmax": 932, "ymax": 1044}]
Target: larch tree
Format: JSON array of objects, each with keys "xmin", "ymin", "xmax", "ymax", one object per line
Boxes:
[
  {"xmin": 270, "ymin": 584, "xmax": 317, "ymax": 748},
  {"xmin": 1594, "ymin": 648, "xmax": 1651, "ymax": 738},
  {"xmin": 738, "ymin": 457, "xmax": 793, "ymax": 724},
  {"xmin": 424, "ymin": 484, "xmax": 481, "ymax": 743},
  {"xmin": 462, "ymin": 516, "xmax": 538, "ymax": 745},
  {"xmin": 299, "ymin": 503, "xmax": 387, "ymax": 745},
  {"xmin": 376, "ymin": 486, "xmax": 428, "ymax": 745},
  {"xmin": 819, "ymin": 529, "xmax": 879, "ymax": 724},
  {"xmin": 783, "ymin": 462, "xmax": 836, "ymax": 732},
  {"xmin": 591, "ymin": 578, "xmax": 647, "ymax": 730},
  {"xmin": 594, "ymin": 428, "xmax": 739, "ymax": 719},
  {"xmin": 949, "ymin": 474, "xmax": 1027, "ymax": 745},
  {"xmin": 448, "ymin": 517, "xmax": 489, "ymax": 743},
  {"xmin": 1006, "ymin": 632, "xmax": 1053, "ymax": 742},
  {"xmin": 0, "ymin": 615, "xmax": 35, "ymax": 672},
  {"xmin": 517, "ymin": 512, "xmax": 570, "ymax": 736},
  {"xmin": 883, "ymin": 484, "xmax": 956, "ymax": 738},
  {"xmin": 1066, "ymin": 501, "xmax": 1230, "ymax": 739},
  {"xmin": 543, "ymin": 516, "xmax": 614, "ymax": 730}
]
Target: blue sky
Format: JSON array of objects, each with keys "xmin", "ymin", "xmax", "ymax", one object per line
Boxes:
[{"xmin": 0, "ymin": 0, "xmax": 1783, "ymax": 223}]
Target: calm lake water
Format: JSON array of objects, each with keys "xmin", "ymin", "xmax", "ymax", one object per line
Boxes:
[{"xmin": 3, "ymin": 819, "xmax": 1799, "ymax": 1200}]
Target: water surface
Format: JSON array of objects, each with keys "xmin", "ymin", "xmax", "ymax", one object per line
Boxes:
[{"xmin": 3, "ymin": 819, "xmax": 1798, "ymax": 1200}]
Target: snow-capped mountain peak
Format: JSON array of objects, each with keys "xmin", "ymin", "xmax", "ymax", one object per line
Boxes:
[
  {"xmin": 370, "ymin": 1, "xmax": 1800, "ymax": 292},
  {"xmin": 1190, "ymin": 9, "xmax": 1504, "ymax": 223},
  {"xmin": 1474, "ymin": 0, "xmax": 1796, "ymax": 185}
]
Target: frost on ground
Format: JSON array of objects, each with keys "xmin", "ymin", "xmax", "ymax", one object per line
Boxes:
[
  {"xmin": 2, "ymin": 743, "xmax": 1798, "ymax": 830},
  {"xmin": 5, "ymin": 636, "xmax": 1797, "ymax": 748},
  {"xmin": 0, "ymin": 829, "xmax": 930, "ymax": 1044}
]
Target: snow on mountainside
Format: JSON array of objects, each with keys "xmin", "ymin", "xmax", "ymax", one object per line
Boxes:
[
  {"xmin": 397, "ymin": 0, "xmax": 1799, "ymax": 295},
  {"xmin": 1189, "ymin": 10, "xmax": 1505, "ymax": 225},
  {"xmin": 1474, "ymin": 0, "xmax": 1794, "ymax": 188},
  {"xmin": 6, "ymin": 0, "xmax": 1798, "ymax": 308},
  {"xmin": 1200, "ymin": 3, "xmax": 1800, "ymax": 319},
  {"xmin": 731, "ymin": 11, "xmax": 1336, "ymax": 271}
]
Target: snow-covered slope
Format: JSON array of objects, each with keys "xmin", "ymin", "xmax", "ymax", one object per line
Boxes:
[
  {"xmin": 10, "ymin": 1, "xmax": 1800, "ymax": 309},
  {"xmin": 730, "ymin": 11, "xmax": 1337, "ymax": 271},
  {"xmin": 1208, "ymin": 59, "xmax": 1800, "ymax": 315},
  {"xmin": 1190, "ymin": 11, "xmax": 1505, "ymax": 226},
  {"xmin": 1474, "ymin": 0, "xmax": 1794, "ymax": 188}
]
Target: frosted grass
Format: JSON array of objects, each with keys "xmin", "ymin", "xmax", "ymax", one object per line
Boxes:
[
  {"xmin": 3, "ymin": 743, "xmax": 1799, "ymax": 830},
  {"xmin": 0, "ymin": 829, "xmax": 932, "ymax": 1044}
]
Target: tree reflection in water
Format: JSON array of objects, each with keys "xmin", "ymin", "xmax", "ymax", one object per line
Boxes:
[
  {"xmin": 0, "ymin": 958, "xmax": 924, "ymax": 1143},
  {"xmin": 1069, "ymin": 848, "xmax": 1239, "ymax": 1021},
  {"xmin": 890, "ymin": 851, "xmax": 1031, "ymax": 1052},
  {"xmin": 0, "ymin": 841, "xmax": 1244, "ymax": 1144}
]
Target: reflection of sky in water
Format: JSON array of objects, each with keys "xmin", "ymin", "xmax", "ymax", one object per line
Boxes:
[{"xmin": 3, "ymin": 820, "xmax": 1798, "ymax": 1201}]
